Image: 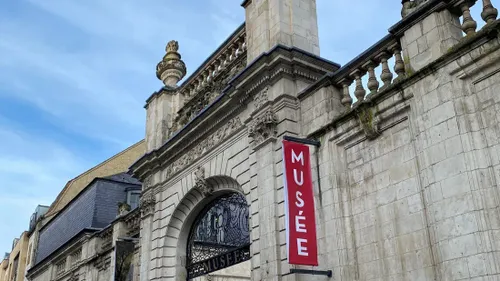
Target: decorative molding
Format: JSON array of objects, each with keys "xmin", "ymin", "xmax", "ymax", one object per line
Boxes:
[
  {"xmin": 248, "ymin": 109, "xmax": 278, "ymax": 149},
  {"xmin": 193, "ymin": 166, "xmax": 213, "ymax": 196},
  {"xmin": 123, "ymin": 209, "xmax": 141, "ymax": 236},
  {"xmin": 139, "ymin": 193, "xmax": 156, "ymax": 217},
  {"xmin": 131, "ymin": 45, "xmax": 339, "ymax": 180},
  {"xmin": 174, "ymin": 57, "xmax": 246, "ymax": 133},
  {"xmin": 165, "ymin": 116, "xmax": 243, "ymax": 180},
  {"xmin": 98, "ymin": 228, "xmax": 113, "ymax": 250},
  {"xmin": 253, "ymin": 86, "xmax": 269, "ymax": 109},
  {"xmin": 143, "ymin": 175, "xmax": 152, "ymax": 189}
]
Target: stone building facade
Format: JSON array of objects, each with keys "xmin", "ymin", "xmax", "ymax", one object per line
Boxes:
[
  {"xmin": 1, "ymin": 233, "xmax": 29, "ymax": 281},
  {"xmin": 26, "ymin": 174, "xmax": 142, "ymax": 281},
  {"xmin": 129, "ymin": 0, "xmax": 500, "ymax": 280},
  {"xmin": 23, "ymin": 140, "xmax": 145, "ymax": 281}
]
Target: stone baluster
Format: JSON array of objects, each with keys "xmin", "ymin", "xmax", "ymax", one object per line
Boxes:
[
  {"xmin": 196, "ymin": 78, "xmax": 202, "ymax": 90},
  {"xmin": 350, "ymin": 69, "xmax": 367, "ymax": 102},
  {"xmin": 221, "ymin": 53, "xmax": 228, "ymax": 66},
  {"xmin": 228, "ymin": 46, "xmax": 236, "ymax": 62},
  {"xmin": 339, "ymin": 79, "xmax": 353, "ymax": 107},
  {"xmin": 391, "ymin": 45, "xmax": 406, "ymax": 81},
  {"xmin": 202, "ymin": 72, "xmax": 209, "ymax": 86},
  {"xmin": 363, "ymin": 60, "xmax": 380, "ymax": 95},
  {"xmin": 481, "ymin": 0, "xmax": 498, "ymax": 24},
  {"xmin": 235, "ymin": 41, "xmax": 242, "ymax": 57},
  {"xmin": 376, "ymin": 51, "xmax": 393, "ymax": 90},
  {"xmin": 216, "ymin": 58, "xmax": 223, "ymax": 71},
  {"xmin": 461, "ymin": 3, "xmax": 477, "ymax": 36}
]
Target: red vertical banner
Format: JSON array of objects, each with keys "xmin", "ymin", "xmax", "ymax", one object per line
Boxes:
[{"xmin": 282, "ymin": 140, "xmax": 318, "ymax": 266}]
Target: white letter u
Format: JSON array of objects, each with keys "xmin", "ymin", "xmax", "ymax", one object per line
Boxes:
[{"xmin": 293, "ymin": 169, "xmax": 303, "ymax": 186}]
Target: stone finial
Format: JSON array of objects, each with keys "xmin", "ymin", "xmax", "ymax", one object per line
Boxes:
[
  {"xmin": 401, "ymin": 0, "xmax": 429, "ymax": 18},
  {"xmin": 156, "ymin": 40, "xmax": 187, "ymax": 87}
]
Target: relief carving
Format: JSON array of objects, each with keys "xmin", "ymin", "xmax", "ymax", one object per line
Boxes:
[
  {"xmin": 173, "ymin": 56, "xmax": 246, "ymax": 132},
  {"xmin": 194, "ymin": 166, "xmax": 213, "ymax": 196},
  {"xmin": 165, "ymin": 117, "xmax": 242, "ymax": 180},
  {"xmin": 248, "ymin": 109, "xmax": 278, "ymax": 148},
  {"xmin": 253, "ymin": 86, "xmax": 269, "ymax": 109},
  {"xmin": 139, "ymin": 193, "xmax": 156, "ymax": 217}
]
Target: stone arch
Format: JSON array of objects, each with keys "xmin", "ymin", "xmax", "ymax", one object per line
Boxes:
[{"xmin": 163, "ymin": 175, "xmax": 249, "ymax": 281}]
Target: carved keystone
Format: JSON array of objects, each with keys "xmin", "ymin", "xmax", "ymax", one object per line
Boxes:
[{"xmin": 194, "ymin": 166, "xmax": 213, "ymax": 196}]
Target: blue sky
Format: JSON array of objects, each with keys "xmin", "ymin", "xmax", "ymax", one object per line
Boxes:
[{"xmin": 0, "ymin": 0, "xmax": 483, "ymax": 256}]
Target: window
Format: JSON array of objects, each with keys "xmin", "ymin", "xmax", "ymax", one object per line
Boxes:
[{"xmin": 127, "ymin": 191, "xmax": 141, "ymax": 210}]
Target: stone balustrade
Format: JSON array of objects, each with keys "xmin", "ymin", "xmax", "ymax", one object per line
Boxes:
[
  {"xmin": 173, "ymin": 26, "xmax": 247, "ymax": 131},
  {"xmin": 455, "ymin": 0, "xmax": 498, "ymax": 35},
  {"xmin": 330, "ymin": 0, "xmax": 497, "ymax": 108},
  {"xmin": 328, "ymin": 35, "xmax": 406, "ymax": 108}
]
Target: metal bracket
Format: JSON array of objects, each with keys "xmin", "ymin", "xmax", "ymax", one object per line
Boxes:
[
  {"xmin": 289, "ymin": 268, "xmax": 333, "ymax": 278},
  {"xmin": 283, "ymin": 136, "xmax": 321, "ymax": 147}
]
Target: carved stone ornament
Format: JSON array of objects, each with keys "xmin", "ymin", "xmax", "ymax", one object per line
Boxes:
[
  {"xmin": 156, "ymin": 40, "xmax": 187, "ymax": 86},
  {"xmin": 139, "ymin": 193, "xmax": 156, "ymax": 217},
  {"xmin": 253, "ymin": 86, "xmax": 269, "ymax": 109},
  {"xmin": 166, "ymin": 40, "xmax": 179, "ymax": 53},
  {"xmin": 174, "ymin": 57, "xmax": 247, "ymax": 132},
  {"xmin": 194, "ymin": 166, "xmax": 213, "ymax": 196},
  {"xmin": 401, "ymin": 0, "xmax": 429, "ymax": 17},
  {"xmin": 248, "ymin": 109, "xmax": 278, "ymax": 148},
  {"xmin": 124, "ymin": 210, "xmax": 141, "ymax": 236},
  {"xmin": 143, "ymin": 176, "xmax": 152, "ymax": 189},
  {"xmin": 356, "ymin": 106, "xmax": 380, "ymax": 140},
  {"xmin": 165, "ymin": 117, "xmax": 242, "ymax": 180}
]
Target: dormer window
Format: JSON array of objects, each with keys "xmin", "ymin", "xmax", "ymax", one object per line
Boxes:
[{"xmin": 127, "ymin": 191, "xmax": 141, "ymax": 210}]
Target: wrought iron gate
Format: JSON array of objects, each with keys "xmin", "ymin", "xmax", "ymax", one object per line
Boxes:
[{"xmin": 186, "ymin": 192, "xmax": 250, "ymax": 279}]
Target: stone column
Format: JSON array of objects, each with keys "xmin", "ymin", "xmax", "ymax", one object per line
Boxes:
[{"xmin": 242, "ymin": 0, "xmax": 320, "ymax": 63}]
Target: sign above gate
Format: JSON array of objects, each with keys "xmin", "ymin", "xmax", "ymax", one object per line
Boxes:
[
  {"xmin": 282, "ymin": 140, "xmax": 319, "ymax": 266},
  {"xmin": 186, "ymin": 193, "xmax": 251, "ymax": 279}
]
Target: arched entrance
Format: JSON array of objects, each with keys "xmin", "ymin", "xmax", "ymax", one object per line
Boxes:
[{"xmin": 186, "ymin": 192, "xmax": 251, "ymax": 280}]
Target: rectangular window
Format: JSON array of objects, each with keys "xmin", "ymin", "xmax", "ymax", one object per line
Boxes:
[{"xmin": 127, "ymin": 191, "xmax": 141, "ymax": 210}]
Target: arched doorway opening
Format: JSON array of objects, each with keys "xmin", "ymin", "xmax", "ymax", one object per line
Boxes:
[{"xmin": 186, "ymin": 192, "xmax": 251, "ymax": 280}]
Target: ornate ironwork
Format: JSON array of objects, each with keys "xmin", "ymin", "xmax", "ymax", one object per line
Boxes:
[{"xmin": 186, "ymin": 193, "xmax": 250, "ymax": 279}]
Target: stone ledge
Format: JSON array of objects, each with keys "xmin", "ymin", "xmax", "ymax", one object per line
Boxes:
[{"xmin": 307, "ymin": 20, "xmax": 500, "ymax": 141}]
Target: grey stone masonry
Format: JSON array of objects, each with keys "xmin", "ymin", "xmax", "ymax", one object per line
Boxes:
[{"xmin": 130, "ymin": 1, "xmax": 500, "ymax": 281}]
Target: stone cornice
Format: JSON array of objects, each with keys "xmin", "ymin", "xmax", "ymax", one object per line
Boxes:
[
  {"xmin": 130, "ymin": 45, "xmax": 339, "ymax": 182},
  {"xmin": 308, "ymin": 20, "xmax": 500, "ymax": 141}
]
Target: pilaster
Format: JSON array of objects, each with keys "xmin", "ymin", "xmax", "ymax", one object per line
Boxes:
[
  {"xmin": 138, "ymin": 191, "xmax": 156, "ymax": 281},
  {"xmin": 243, "ymin": 0, "xmax": 320, "ymax": 63},
  {"xmin": 393, "ymin": 5, "xmax": 463, "ymax": 72}
]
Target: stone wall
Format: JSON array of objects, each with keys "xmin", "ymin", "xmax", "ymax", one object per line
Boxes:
[{"xmin": 131, "ymin": 1, "xmax": 500, "ymax": 281}]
